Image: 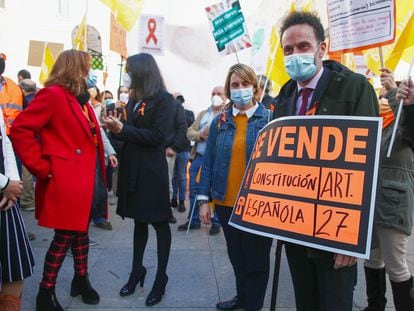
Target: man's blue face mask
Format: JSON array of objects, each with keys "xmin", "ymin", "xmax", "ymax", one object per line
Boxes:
[{"xmin": 284, "ymin": 52, "xmax": 318, "ymax": 82}]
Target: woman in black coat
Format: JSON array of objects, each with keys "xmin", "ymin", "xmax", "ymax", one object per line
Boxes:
[{"xmin": 103, "ymin": 53, "xmax": 174, "ymax": 307}]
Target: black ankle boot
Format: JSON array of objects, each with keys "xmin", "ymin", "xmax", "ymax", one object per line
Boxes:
[
  {"xmin": 145, "ymin": 274, "xmax": 168, "ymax": 306},
  {"xmin": 36, "ymin": 286, "xmax": 64, "ymax": 311},
  {"xmin": 119, "ymin": 266, "xmax": 147, "ymax": 297},
  {"xmin": 70, "ymin": 274, "xmax": 100, "ymax": 305}
]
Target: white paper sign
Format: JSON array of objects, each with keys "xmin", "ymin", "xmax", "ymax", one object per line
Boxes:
[
  {"xmin": 328, "ymin": 0, "xmax": 395, "ymax": 52},
  {"xmin": 138, "ymin": 15, "xmax": 165, "ymax": 56}
]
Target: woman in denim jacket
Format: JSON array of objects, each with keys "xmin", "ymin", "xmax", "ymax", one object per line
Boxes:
[{"xmin": 198, "ymin": 63, "xmax": 272, "ymax": 311}]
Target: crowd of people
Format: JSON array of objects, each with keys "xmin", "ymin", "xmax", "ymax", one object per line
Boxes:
[{"xmin": 0, "ymin": 10, "xmax": 413, "ymax": 311}]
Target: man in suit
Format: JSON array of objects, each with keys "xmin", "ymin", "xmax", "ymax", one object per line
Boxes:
[{"xmin": 274, "ymin": 11, "xmax": 378, "ymax": 311}]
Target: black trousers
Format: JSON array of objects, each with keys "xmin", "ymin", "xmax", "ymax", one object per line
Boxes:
[
  {"xmin": 215, "ymin": 204, "xmax": 273, "ymax": 311},
  {"xmin": 285, "ymin": 242, "xmax": 356, "ymax": 311}
]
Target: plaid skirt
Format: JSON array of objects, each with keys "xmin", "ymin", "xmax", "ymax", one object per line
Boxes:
[{"xmin": 0, "ymin": 202, "xmax": 35, "ymax": 284}]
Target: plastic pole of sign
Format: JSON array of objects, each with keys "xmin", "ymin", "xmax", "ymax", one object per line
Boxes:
[
  {"xmin": 235, "ymin": 50, "xmax": 240, "ymax": 64},
  {"xmin": 387, "ymin": 55, "xmax": 414, "ymax": 157},
  {"xmin": 118, "ymin": 55, "xmax": 123, "ymax": 89},
  {"xmin": 186, "ymin": 198, "xmax": 198, "ymax": 235},
  {"xmin": 270, "ymin": 240, "xmax": 283, "ymax": 311},
  {"xmin": 258, "ymin": 75, "xmax": 263, "ymax": 90},
  {"xmin": 378, "ymin": 47, "xmax": 385, "ymax": 68},
  {"xmin": 260, "ymin": 75, "xmax": 270, "ymax": 103},
  {"xmin": 261, "ymin": 39, "xmax": 279, "ymax": 103}
]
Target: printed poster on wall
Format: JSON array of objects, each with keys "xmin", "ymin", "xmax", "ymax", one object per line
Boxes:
[
  {"xmin": 138, "ymin": 15, "xmax": 165, "ymax": 56},
  {"xmin": 229, "ymin": 116, "xmax": 382, "ymax": 259},
  {"xmin": 205, "ymin": 0, "xmax": 252, "ymax": 55},
  {"xmin": 328, "ymin": 0, "xmax": 395, "ymax": 52}
]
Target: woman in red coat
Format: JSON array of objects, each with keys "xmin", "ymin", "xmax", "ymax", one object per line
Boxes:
[{"xmin": 10, "ymin": 49, "xmax": 106, "ymax": 310}]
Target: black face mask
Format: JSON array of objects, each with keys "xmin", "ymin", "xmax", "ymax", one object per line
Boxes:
[
  {"xmin": 76, "ymin": 91, "xmax": 90, "ymax": 105},
  {"xmin": 0, "ymin": 59, "xmax": 5, "ymax": 76},
  {"xmin": 176, "ymin": 95, "xmax": 185, "ymax": 104}
]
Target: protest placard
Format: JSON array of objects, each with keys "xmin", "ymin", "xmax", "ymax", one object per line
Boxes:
[
  {"xmin": 110, "ymin": 13, "xmax": 127, "ymax": 58},
  {"xmin": 328, "ymin": 0, "xmax": 395, "ymax": 52},
  {"xmin": 27, "ymin": 40, "xmax": 63, "ymax": 67},
  {"xmin": 229, "ymin": 116, "xmax": 382, "ymax": 258},
  {"xmin": 205, "ymin": 0, "xmax": 251, "ymax": 55},
  {"xmin": 138, "ymin": 15, "xmax": 165, "ymax": 56}
]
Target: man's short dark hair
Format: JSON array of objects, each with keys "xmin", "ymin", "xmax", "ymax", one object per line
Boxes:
[
  {"xmin": 280, "ymin": 11, "xmax": 325, "ymax": 44},
  {"xmin": 17, "ymin": 69, "xmax": 31, "ymax": 80},
  {"xmin": 20, "ymin": 79, "xmax": 37, "ymax": 93}
]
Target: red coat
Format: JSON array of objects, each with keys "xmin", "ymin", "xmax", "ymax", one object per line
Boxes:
[{"xmin": 10, "ymin": 85, "xmax": 106, "ymax": 231}]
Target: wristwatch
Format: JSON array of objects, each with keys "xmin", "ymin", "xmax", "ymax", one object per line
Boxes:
[{"xmin": 197, "ymin": 199, "xmax": 209, "ymax": 207}]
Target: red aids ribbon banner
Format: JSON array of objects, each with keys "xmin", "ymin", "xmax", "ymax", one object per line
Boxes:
[
  {"xmin": 139, "ymin": 15, "xmax": 165, "ymax": 56},
  {"xmin": 145, "ymin": 18, "xmax": 158, "ymax": 44}
]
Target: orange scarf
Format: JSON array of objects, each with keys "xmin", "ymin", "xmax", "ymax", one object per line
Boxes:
[{"xmin": 379, "ymin": 98, "xmax": 395, "ymax": 129}]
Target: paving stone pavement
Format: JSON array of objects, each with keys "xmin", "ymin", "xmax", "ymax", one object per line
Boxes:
[{"xmin": 19, "ymin": 194, "xmax": 413, "ymax": 310}]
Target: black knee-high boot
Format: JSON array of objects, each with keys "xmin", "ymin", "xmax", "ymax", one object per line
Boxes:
[
  {"xmin": 390, "ymin": 276, "xmax": 414, "ymax": 311},
  {"xmin": 120, "ymin": 222, "xmax": 148, "ymax": 297},
  {"xmin": 146, "ymin": 221, "xmax": 171, "ymax": 306},
  {"xmin": 364, "ymin": 266, "xmax": 387, "ymax": 311}
]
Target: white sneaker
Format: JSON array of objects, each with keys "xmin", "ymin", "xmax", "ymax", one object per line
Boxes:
[{"xmin": 89, "ymin": 237, "xmax": 99, "ymax": 246}]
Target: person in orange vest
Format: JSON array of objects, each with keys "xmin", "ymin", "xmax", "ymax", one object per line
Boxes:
[{"xmin": 0, "ymin": 53, "xmax": 23, "ymax": 135}]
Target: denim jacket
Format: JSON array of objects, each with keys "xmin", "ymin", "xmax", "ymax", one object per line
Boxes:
[{"xmin": 198, "ymin": 103, "xmax": 270, "ymax": 201}]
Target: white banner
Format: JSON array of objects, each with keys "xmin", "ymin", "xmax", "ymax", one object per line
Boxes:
[
  {"xmin": 138, "ymin": 15, "xmax": 165, "ymax": 56},
  {"xmin": 328, "ymin": 0, "xmax": 395, "ymax": 52}
]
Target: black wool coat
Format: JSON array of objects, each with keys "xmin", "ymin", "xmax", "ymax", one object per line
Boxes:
[{"xmin": 115, "ymin": 90, "xmax": 174, "ymax": 222}]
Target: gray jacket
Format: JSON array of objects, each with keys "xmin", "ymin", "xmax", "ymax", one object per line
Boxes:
[{"xmin": 375, "ymin": 88, "xmax": 414, "ymax": 235}]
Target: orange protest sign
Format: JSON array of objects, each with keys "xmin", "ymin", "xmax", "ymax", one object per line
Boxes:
[
  {"xmin": 229, "ymin": 116, "xmax": 382, "ymax": 259},
  {"xmin": 315, "ymin": 205, "xmax": 361, "ymax": 245}
]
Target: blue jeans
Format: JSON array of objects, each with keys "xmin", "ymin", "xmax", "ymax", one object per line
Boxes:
[
  {"xmin": 188, "ymin": 155, "xmax": 219, "ymax": 225},
  {"xmin": 93, "ymin": 216, "xmax": 106, "ymax": 224},
  {"xmin": 172, "ymin": 151, "xmax": 189, "ymax": 201}
]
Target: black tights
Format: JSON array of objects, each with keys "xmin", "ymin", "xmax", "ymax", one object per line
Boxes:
[{"xmin": 132, "ymin": 221, "xmax": 171, "ymax": 279}]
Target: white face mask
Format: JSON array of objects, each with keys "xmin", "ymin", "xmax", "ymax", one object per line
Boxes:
[
  {"xmin": 119, "ymin": 93, "xmax": 129, "ymax": 103},
  {"xmin": 122, "ymin": 72, "xmax": 132, "ymax": 89},
  {"xmin": 211, "ymin": 95, "xmax": 224, "ymax": 107}
]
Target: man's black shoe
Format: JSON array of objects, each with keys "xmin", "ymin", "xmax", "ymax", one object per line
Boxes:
[
  {"xmin": 169, "ymin": 216, "xmax": 177, "ymax": 224},
  {"xmin": 171, "ymin": 199, "xmax": 178, "ymax": 208},
  {"xmin": 177, "ymin": 221, "xmax": 200, "ymax": 231},
  {"xmin": 216, "ymin": 296, "xmax": 244, "ymax": 310},
  {"xmin": 209, "ymin": 223, "xmax": 221, "ymax": 235},
  {"xmin": 177, "ymin": 200, "xmax": 186, "ymax": 213}
]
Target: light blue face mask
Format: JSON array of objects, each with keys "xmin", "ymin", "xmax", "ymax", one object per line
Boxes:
[
  {"xmin": 105, "ymin": 99, "xmax": 113, "ymax": 107},
  {"xmin": 230, "ymin": 87, "xmax": 254, "ymax": 106},
  {"xmin": 284, "ymin": 53, "xmax": 318, "ymax": 82},
  {"xmin": 85, "ymin": 69, "xmax": 98, "ymax": 88}
]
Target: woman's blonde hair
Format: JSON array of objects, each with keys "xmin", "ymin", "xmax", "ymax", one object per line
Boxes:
[
  {"xmin": 45, "ymin": 49, "xmax": 90, "ymax": 96},
  {"xmin": 224, "ymin": 63, "xmax": 258, "ymax": 99}
]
